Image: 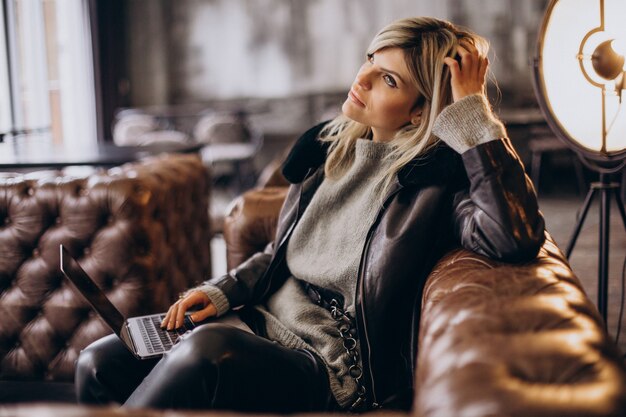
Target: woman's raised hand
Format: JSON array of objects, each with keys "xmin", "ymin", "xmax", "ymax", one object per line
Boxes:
[
  {"xmin": 443, "ymin": 41, "xmax": 488, "ymax": 103},
  {"xmin": 161, "ymin": 290, "xmax": 217, "ymax": 330}
]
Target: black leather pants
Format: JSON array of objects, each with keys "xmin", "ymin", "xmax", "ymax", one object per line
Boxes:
[{"xmin": 75, "ymin": 323, "xmax": 337, "ymax": 412}]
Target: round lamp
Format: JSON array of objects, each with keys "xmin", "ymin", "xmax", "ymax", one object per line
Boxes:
[{"xmin": 532, "ymin": 0, "xmax": 626, "ymax": 323}]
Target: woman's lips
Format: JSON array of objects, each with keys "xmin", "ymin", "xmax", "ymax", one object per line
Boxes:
[{"xmin": 348, "ymin": 89, "xmax": 366, "ymax": 107}]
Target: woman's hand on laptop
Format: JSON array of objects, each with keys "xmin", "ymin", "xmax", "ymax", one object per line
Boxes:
[{"xmin": 161, "ymin": 291, "xmax": 217, "ymax": 330}]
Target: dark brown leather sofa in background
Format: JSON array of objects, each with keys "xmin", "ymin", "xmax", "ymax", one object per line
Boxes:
[
  {"xmin": 0, "ymin": 154, "xmax": 211, "ymax": 394},
  {"xmin": 2, "ymin": 169, "xmax": 626, "ymax": 416}
]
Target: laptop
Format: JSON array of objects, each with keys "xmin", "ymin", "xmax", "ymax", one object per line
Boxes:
[{"xmin": 59, "ymin": 244, "xmax": 251, "ymax": 359}]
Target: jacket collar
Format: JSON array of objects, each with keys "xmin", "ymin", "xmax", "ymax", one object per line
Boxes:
[{"xmin": 281, "ymin": 121, "xmax": 466, "ymax": 187}]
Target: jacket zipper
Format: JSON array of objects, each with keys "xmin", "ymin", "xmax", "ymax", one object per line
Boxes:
[{"xmin": 356, "ymin": 182, "xmax": 403, "ymax": 409}]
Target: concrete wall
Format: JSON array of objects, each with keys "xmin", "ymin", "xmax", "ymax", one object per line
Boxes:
[
  {"xmin": 126, "ymin": 0, "xmax": 549, "ymax": 106},
  {"xmin": 127, "ymin": 0, "xmax": 169, "ymax": 106}
]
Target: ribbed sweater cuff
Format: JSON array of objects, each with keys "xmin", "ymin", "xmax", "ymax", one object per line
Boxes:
[
  {"xmin": 183, "ymin": 283, "xmax": 231, "ymax": 317},
  {"xmin": 432, "ymin": 94, "xmax": 506, "ymax": 154}
]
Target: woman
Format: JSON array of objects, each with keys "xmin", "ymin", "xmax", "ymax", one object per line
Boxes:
[{"xmin": 75, "ymin": 17, "xmax": 545, "ymax": 412}]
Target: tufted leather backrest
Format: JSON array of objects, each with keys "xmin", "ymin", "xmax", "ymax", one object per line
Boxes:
[
  {"xmin": 222, "ymin": 188, "xmax": 626, "ymax": 417},
  {"xmin": 0, "ymin": 154, "xmax": 211, "ymax": 382},
  {"xmin": 414, "ymin": 236, "xmax": 626, "ymax": 417}
]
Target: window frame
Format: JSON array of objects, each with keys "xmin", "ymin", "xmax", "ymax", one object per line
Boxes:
[{"xmin": 0, "ymin": 0, "xmax": 98, "ymax": 145}]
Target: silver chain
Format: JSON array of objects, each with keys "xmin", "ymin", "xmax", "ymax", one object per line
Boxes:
[{"xmin": 328, "ymin": 299, "xmax": 367, "ymax": 412}]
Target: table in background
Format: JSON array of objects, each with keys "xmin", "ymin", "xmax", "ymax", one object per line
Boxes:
[{"xmin": 0, "ymin": 137, "xmax": 202, "ymax": 170}]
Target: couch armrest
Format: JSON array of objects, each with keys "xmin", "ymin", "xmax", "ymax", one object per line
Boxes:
[
  {"xmin": 415, "ymin": 235, "xmax": 626, "ymax": 417},
  {"xmin": 0, "ymin": 154, "xmax": 211, "ymax": 381},
  {"xmin": 223, "ymin": 186, "xmax": 288, "ymax": 270}
]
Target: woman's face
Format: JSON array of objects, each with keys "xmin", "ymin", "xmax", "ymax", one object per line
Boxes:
[{"xmin": 342, "ymin": 47, "xmax": 422, "ymax": 142}]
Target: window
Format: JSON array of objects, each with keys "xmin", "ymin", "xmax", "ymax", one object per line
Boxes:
[
  {"xmin": 0, "ymin": 0, "xmax": 97, "ymax": 146},
  {"xmin": 0, "ymin": 3, "xmax": 12, "ymax": 135}
]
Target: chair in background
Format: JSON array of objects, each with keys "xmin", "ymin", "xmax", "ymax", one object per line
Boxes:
[
  {"xmin": 193, "ymin": 111, "xmax": 263, "ymax": 193},
  {"xmin": 112, "ymin": 111, "xmax": 189, "ymax": 146}
]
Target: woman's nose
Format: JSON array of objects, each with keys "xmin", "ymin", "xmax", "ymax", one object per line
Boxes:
[{"xmin": 356, "ymin": 68, "xmax": 372, "ymax": 90}]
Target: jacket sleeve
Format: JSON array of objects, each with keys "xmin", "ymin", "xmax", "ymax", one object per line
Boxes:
[
  {"xmin": 186, "ymin": 177, "xmax": 303, "ymax": 313},
  {"xmin": 451, "ymin": 138, "xmax": 546, "ymax": 262},
  {"xmin": 185, "ymin": 241, "xmax": 275, "ymax": 316}
]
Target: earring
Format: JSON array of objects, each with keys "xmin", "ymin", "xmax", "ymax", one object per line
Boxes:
[{"xmin": 411, "ymin": 115, "xmax": 421, "ymax": 126}]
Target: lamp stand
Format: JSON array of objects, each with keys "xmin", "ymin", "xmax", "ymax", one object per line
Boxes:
[{"xmin": 565, "ymin": 172, "xmax": 626, "ymax": 324}]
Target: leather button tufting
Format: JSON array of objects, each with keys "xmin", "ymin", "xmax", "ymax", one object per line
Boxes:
[{"xmin": 0, "ymin": 154, "xmax": 214, "ymax": 382}]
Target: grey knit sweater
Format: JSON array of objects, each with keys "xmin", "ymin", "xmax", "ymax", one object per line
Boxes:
[
  {"xmin": 256, "ymin": 138, "xmax": 397, "ymax": 408},
  {"xmin": 186, "ymin": 93, "xmax": 506, "ymax": 409}
]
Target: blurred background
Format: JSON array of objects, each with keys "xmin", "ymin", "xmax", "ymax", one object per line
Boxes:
[
  {"xmin": 102, "ymin": 0, "xmax": 561, "ymax": 194},
  {"xmin": 113, "ymin": 0, "xmax": 546, "ymax": 143},
  {"xmin": 1, "ymin": 0, "xmax": 547, "ymax": 148}
]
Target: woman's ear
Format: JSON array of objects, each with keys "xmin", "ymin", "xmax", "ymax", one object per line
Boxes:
[
  {"xmin": 410, "ymin": 96, "xmax": 425, "ymax": 126},
  {"xmin": 410, "ymin": 111, "xmax": 422, "ymax": 126}
]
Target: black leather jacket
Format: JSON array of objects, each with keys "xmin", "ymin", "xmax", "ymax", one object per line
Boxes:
[{"xmin": 208, "ymin": 122, "xmax": 545, "ymax": 411}]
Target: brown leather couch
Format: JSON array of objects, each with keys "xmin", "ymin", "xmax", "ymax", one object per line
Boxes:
[
  {"xmin": 225, "ymin": 186, "xmax": 626, "ymax": 417},
  {"xmin": 0, "ymin": 154, "xmax": 211, "ymax": 385},
  {"xmin": 2, "ymin": 179, "xmax": 626, "ymax": 416}
]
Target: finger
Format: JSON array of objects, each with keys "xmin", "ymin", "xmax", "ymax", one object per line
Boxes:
[
  {"xmin": 458, "ymin": 43, "xmax": 481, "ymax": 77},
  {"xmin": 443, "ymin": 57, "xmax": 461, "ymax": 80},
  {"xmin": 190, "ymin": 303, "xmax": 217, "ymax": 323},
  {"xmin": 459, "ymin": 40, "xmax": 480, "ymax": 66},
  {"xmin": 161, "ymin": 302, "xmax": 177, "ymax": 328},
  {"xmin": 456, "ymin": 44, "xmax": 473, "ymax": 69},
  {"xmin": 459, "ymin": 39, "xmax": 478, "ymax": 55},
  {"xmin": 175, "ymin": 299, "xmax": 189, "ymax": 329},
  {"xmin": 168, "ymin": 303, "xmax": 181, "ymax": 330},
  {"xmin": 479, "ymin": 56, "xmax": 489, "ymax": 84}
]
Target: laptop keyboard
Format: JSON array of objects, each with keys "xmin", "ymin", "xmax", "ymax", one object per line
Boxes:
[{"xmin": 140, "ymin": 314, "xmax": 194, "ymax": 354}]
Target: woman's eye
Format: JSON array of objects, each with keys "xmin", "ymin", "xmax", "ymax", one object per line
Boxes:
[{"xmin": 383, "ymin": 74, "xmax": 397, "ymax": 88}]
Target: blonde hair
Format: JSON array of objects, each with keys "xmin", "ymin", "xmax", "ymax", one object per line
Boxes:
[{"xmin": 320, "ymin": 17, "xmax": 490, "ymax": 197}]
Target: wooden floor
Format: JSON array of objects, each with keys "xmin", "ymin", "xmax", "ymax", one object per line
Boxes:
[{"xmin": 539, "ymin": 192, "xmax": 626, "ymax": 355}]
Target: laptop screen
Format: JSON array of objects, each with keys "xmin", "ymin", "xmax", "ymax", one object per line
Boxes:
[{"xmin": 60, "ymin": 245, "xmax": 125, "ymax": 335}]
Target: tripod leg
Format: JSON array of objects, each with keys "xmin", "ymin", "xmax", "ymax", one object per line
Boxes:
[
  {"xmin": 566, "ymin": 187, "xmax": 597, "ymax": 259},
  {"xmin": 597, "ymin": 185, "xmax": 611, "ymax": 325},
  {"xmin": 613, "ymin": 188, "xmax": 626, "ymax": 230},
  {"xmin": 573, "ymin": 158, "xmax": 587, "ymax": 196}
]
